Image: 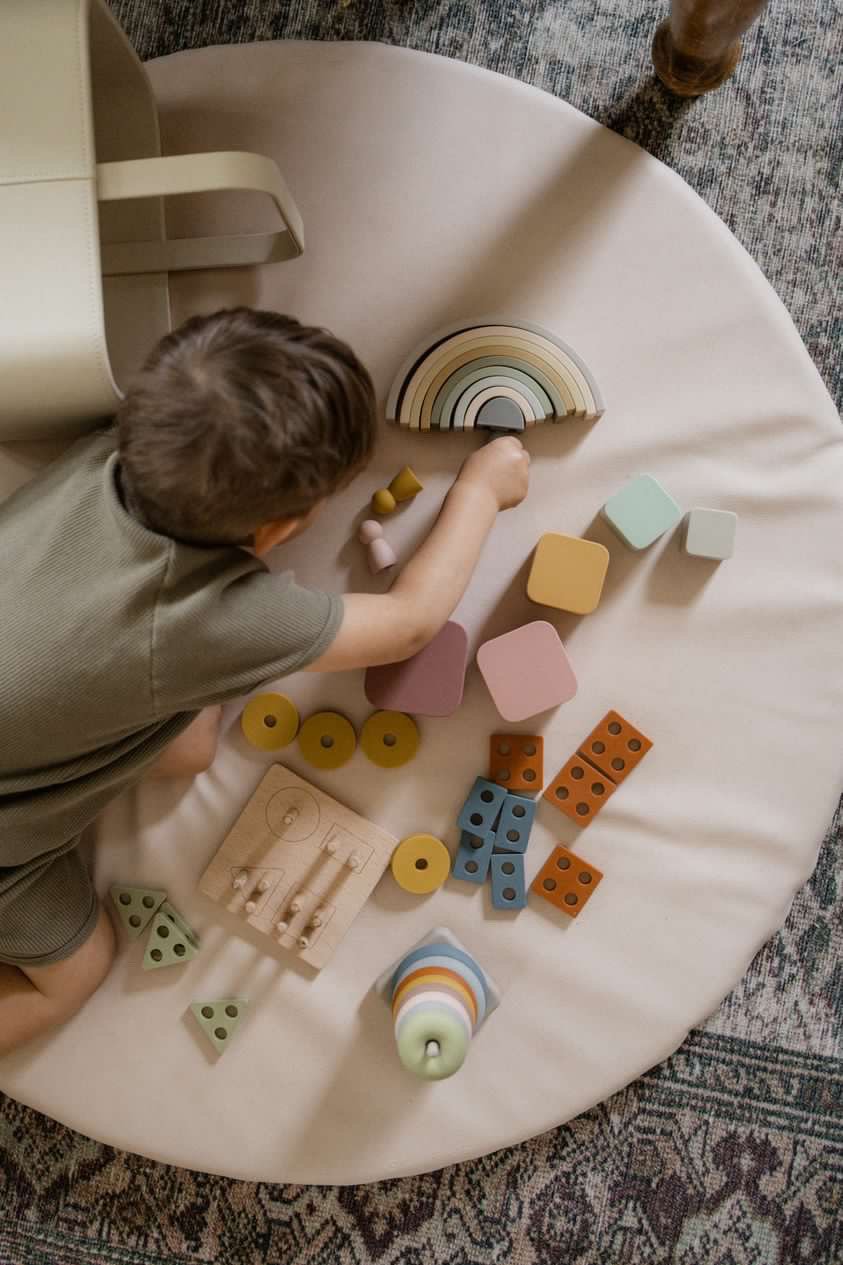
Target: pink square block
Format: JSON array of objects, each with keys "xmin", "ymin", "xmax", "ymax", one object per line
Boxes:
[
  {"xmin": 476, "ymin": 621, "xmax": 577, "ymax": 722},
  {"xmin": 364, "ymin": 620, "xmax": 469, "ymax": 717}
]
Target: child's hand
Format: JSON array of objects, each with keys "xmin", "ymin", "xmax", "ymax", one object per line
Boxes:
[{"xmin": 457, "ymin": 436, "xmax": 530, "ymax": 511}]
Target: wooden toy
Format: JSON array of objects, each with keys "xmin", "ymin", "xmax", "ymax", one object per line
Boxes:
[
  {"xmin": 109, "ymin": 885, "xmax": 166, "ymax": 939},
  {"xmin": 371, "ymin": 466, "xmax": 423, "ymax": 514},
  {"xmin": 489, "ymin": 734, "xmax": 544, "ymax": 790},
  {"xmin": 476, "ymin": 621, "xmax": 577, "ymax": 722},
  {"xmin": 365, "ymin": 619, "xmax": 468, "ymax": 717},
  {"xmin": 358, "ymin": 520, "xmax": 397, "ymax": 574},
  {"xmin": 360, "ymin": 710, "xmax": 419, "ymax": 768},
  {"xmin": 531, "ymin": 845, "xmax": 603, "ymax": 918},
  {"xmin": 391, "ymin": 833, "xmax": 451, "ymax": 894},
  {"xmin": 544, "ymin": 709, "xmax": 652, "ymax": 824},
  {"xmin": 198, "ymin": 763, "xmax": 396, "ymax": 970},
  {"xmin": 543, "ymin": 753, "xmax": 617, "ymax": 824},
  {"xmin": 385, "ymin": 319, "xmax": 604, "ymax": 431},
  {"xmin": 683, "ymin": 507, "xmax": 737, "ymax": 560},
  {"xmin": 374, "ymin": 926, "xmax": 501, "ymax": 1080},
  {"xmin": 297, "ymin": 711, "xmax": 357, "ymax": 770},
  {"xmin": 527, "ymin": 532, "xmax": 610, "ymax": 615},
  {"xmin": 493, "ymin": 793, "xmax": 536, "ymax": 853},
  {"xmin": 190, "ymin": 998, "xmax": 248, "ymax": 1056},
  {"xmin": 457, "ymin": 776, "xmax": 508, "ymax": 835},
  {"xmin": 241, "ymin": 692, "xmax": 299, "ymax": 751},
  {"xmin": 143, "ymin": 901, "xmax": 200, "ymax": 970},
  {"xmin": 602, "ymin": 474, "xmax": 682, "ymax": 549},
  {"xmin": 451, "ymin": 829, "xmax": 496, "ymax": 884},
  {"xmin": 490, "ymin": 854, "xmax": 527, "ymax": 910}
]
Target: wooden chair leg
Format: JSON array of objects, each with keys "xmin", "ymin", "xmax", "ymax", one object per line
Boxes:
[{"xmin": 652, "ymin": 0, "xmax": 770, "ymax": 96}]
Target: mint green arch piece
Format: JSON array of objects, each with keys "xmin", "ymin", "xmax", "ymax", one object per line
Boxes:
[
  {"xmin": 431, "ymin": 355, "xmax": 565, "ymax": 429},
  {"xmin": 435, "ymin": 365, "xmax": 552, "ymax": 431}
]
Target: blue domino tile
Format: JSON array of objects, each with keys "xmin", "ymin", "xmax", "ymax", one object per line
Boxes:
[
  {"xmin": 456, "ymin": 777, "xmax": 508, "ymax": 835},
  {"xmin": 494, "ymin": 793, "xmax": 536, "ymax": 854},
  {"xmin": 452, "ymin": 829, "xmax": 495, "ymax": 884},
  {"xmin": 490, "ymin": 853, "xmax": 527, "ymax": 910}
]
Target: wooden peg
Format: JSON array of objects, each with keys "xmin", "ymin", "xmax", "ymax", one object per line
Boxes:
[{"xmin": 358, "ymin": 520, "xmax": 397, "ymax": 574}]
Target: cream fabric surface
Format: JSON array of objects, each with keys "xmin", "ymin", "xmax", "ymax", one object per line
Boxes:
[{"xmin": 1, "ymin": 43, "xmax": 842, "ymax": 1185}]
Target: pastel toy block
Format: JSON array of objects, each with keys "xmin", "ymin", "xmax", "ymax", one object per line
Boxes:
[
  {"xmin": 109, "ymin": 885, "xmax": 167, "ymax": 939},
  {"xmin": 543, "ymin": 753, "xmax": 617, "ymax": 825},
  {"xmin": 372, "ymin": 466, "xmax": 423, "ymax": 514},
  {"xmin": 494, "ymin": 793, "xmax": 536, "ymax": 853},
  {"xmin": 683, "ymin": 507, "xmax": 737, "ymax": 560},
  {"xmin": 360, "ymin": 710, "xmax": 419, "ymax": 768},
  {"xmin": 578, "ymin": 710, "xmax": 652, "ymax": 785},
  {"xmin": 190, "ymin": 998, "xmax": 248, "ymax": 1056},
  {"xmin": 143, "ymin": 901, "xmax": 200, "ymax": 970},
  {"xmin": 490, "ymin": 853, "xmax": 527, "ymax": 910},
  {"xmin": 602, "ymin": 474, "xmax": 682, "ymax": 550},
  {"xmin": 476, "ymin": 621, "xmax": 577, "ymax": 722},
  {"xmin": 358, "ymin": 520, "xmax": 397, "ymax": 574},
  {"xmin": 489, "ymin": 733, "xmax": 544, "ymax": 791},
  {"xmin": 457, "ymin": 777, "xmax": 508, "ymax": 835},
  {"xmin": 527, "ymin": 533, "xmax": 610, "ymax": 615},
  {"xmin": 451, "ymin": 829, "xmax": 496, "ymax": 883},
  {"xmin": 391, "ymin": 834, "xmax": 451, "ymax": 894},
  {"xmin": 365, "ymin": 620, "xmax": 468, "ymax": 718},
  {"xmin": 531, "ymin": 846, "xmax": 603, "ymax": 918}
]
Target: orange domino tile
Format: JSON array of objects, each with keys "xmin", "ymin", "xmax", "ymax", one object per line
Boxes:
[
  {"xmin": 531, "ymin": 845, "xmax": 603, "ymax": 917},
  {"xmin": 488, "ymin": 733, "xmax": 544, "ymax": 791},
  {"xmin": 543, "ymin": 752, "xmax": 616, "ymax": 825},
  {"xmin": 578, "ymin": 710, "xmax": 652, "ymax": 785}
]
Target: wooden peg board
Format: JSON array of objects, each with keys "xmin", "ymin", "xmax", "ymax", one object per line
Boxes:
[{"xmin": 198, "ymin": 764, "xmax": 397, "ymax": 970}]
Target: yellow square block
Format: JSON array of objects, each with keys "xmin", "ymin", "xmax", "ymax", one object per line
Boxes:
[{"xmin": 527, "ymin": 532, "xmax": 609, "ymax": 615}]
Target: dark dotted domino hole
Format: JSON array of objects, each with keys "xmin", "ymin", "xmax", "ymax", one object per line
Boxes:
[
  {"xmin": 150, "ymin": 948, "xmax": 163, "ymax": 962},
  {"xmin": 470, "ymin": 813, "xmax": 483, "ymax": 826},
  {"xmin": 608, "ymin": 722, "xmax": 622, "ymax": 735},
  {"xmin": 576, "ymin": 803, "xmax": 590, "ymax": 816},
  {"xmin": 320, "ymin": 735, "xmax": 334, "ymax": 749},
  {"xmin": 157, "ymin": 925, "xmax": 170, "ymax": 939},
  {"xmin": 142, "ymin": 895, "xmax": 155, "ymax": 908},
  {"xmin": 414, "ymin": 858, "xmax": 429, "ymax": 871},
  {"xmin": 592, "ymin": 741, "xmax": 605, "ymax": 754},
  {"xmin": 469, "ymin": 835, "xmax": 484, "ymax": 850},
  {"xmin": 564, "ymin": 893, "xmax": 578, "ymax": 906},
  {"xmin": 129, "ymin": 914, "xmax": 141, "ymax": 928},
  {"xmin": 383, "ymin": 733, "xmax": 397, "ymax": 747},
  {"xmin": 523, "ymin": 769, "xmax": 536, "ymax": 782},
  {"xmin": 119, "ymin": 893, "xmax": 131, "ymax": 906},
  {"xmin": 497, "ymin": 768, "xmax": 511, "ymax": 781},
  {"xmin": 497, "ymin": 742, "xmax": 511, "ymax": 756},
  {"xmin": 556, "ymin": 856, "xmax": 571, "ymax": 871},
  {"xmin": 523, "ymin": 743, "xmax": 536, "ymax": 756},
  {"xmin": 578, "ymin": 872, "xmax": 592, "ymax": 885},
  {"xmin": 555, "ymin": 786, "xmax": 569, "ymax": 800},
  {"xmin": 542, "ymin": 878, "xmax": 557, "ymax": 892},
  {"xmin": 225, "ymin": 1005, "xmax": 238, "ymax": 1019},
  {"xmin": 571, "ymin": 766, "xmax": 584, "ymax": 780},
  {"xmin": 466, "ymin": 860, "xmax": 478, "ymax": 874},
  {"xmin": 214, "ymin": 1027, "xmax": 228, "ymax": 1041},
  {"xmin": 174, "ymin": 943, "xmax": 186, "ymax": 958},
  {"xmin": 513, "ymin": 805, "xmax": 526, "ymax": 819},
  {"xmin": 503, "ymin": 887, "xmax": 516, "ymax": 901},
  {"xmin": 628, "ymin": 738, "xmax": 642, "ymax": 751},
  {"xmin": 501, "ymin": 862, "xmax": 515, "ymax": 875},
  {"xmin": 592, "ymin": 783, "xmax": 605, "ymax": 796},
  {"xmin": 264, "ymin": 714, "xmax": 278, "ymax": 728},
  {"xmin": 612, "ymin": 758, "xmax": 625, "ymax": 771},
  {"xmin": 480, "ymin": 790, "xmax": 494, "ymax": 803},
  {"xmin": 201, "ymin": 1006, "xmax": 214, "ymax": 1019},
  {"xmin": 506, "ymin": 830, "xmax": 520, "ymax": 843}
]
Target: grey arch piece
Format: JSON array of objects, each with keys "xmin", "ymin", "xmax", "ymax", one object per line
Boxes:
[{"xmin": 475, "ymin": 397, "xmax": 526, "ymax": 432}]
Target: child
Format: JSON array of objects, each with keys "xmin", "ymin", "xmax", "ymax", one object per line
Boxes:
[{"xmin": 0, "ymin": 307, "xmax": 529, "ymax": 1055}]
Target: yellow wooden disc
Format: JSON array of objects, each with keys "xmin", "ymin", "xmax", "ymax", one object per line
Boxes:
[
  {"xmin": 391, "ymin": 834, "xmax": 451, "ymax": 894},
  {"xmin": 240, "ymin": 693, "xmax": 299, "ymax": 750},
  {"xmin": 298, "ymin": 711, "xmax": 357, "ymax": 769},
  {"xmin": 360, "ymin": 711, "xmax": 420, "ymax": 768}
]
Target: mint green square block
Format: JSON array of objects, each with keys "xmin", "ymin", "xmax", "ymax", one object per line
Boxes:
[{"xmin": 602, "ymin": 474, "xmax": 682, "ymax": 550}]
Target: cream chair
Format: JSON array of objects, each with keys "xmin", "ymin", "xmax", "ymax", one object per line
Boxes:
[{"xmin": 0, "ymin": 0, "xmax": 304, "ymax": 442}]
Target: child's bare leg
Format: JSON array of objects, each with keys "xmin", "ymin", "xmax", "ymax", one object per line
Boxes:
[
  {"xmin": 0, "ymin": 905, "xmax": 115, "ymax": 1057},
  {"xmin": 146, "ymin": 706, "xmax": 223, "ymax": 779}
]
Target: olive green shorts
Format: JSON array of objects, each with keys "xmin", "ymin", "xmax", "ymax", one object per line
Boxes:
[{"xmin": 0, "ymin": 841, "xmax": 99, "ymax": 968}]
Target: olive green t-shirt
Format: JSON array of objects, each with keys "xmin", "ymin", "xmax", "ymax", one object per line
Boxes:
[{"xmin": 0, "ymin": 429, "xmax": 343, "ymax": 870}]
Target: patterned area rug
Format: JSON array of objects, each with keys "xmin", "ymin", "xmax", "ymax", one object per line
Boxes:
[{"xmin": 1, "ymin": 3, "xmax": 841, "ymax": 1263}]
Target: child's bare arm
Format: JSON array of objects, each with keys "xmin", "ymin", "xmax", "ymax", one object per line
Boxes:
[{"xmin": 307, "ymin": 437, "xmax": 530, "ymax": 672}]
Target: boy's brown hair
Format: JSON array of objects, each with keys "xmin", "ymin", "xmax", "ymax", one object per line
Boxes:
[{"xmin": 117, "ymin": 307, "xmax": 377, "ymax": 545}]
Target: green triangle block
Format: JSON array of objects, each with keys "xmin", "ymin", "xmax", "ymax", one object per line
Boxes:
[
  {"xmin": 143, "ymin": 901, "xmax": 200, "ymax": 970},
  {"xmin": 190, "ymin": 998, "xmax": 249, "ymax": 1055},
  {"xmin": 110, "ymin": 885, "xmax": 167, "ymax": 939}
]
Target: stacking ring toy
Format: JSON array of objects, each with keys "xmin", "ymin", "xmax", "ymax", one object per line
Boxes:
[
  {"xmin": 391, "ymin": 833, "xmax": 450, "ymax": 894},
  {"xmin": 241, "ymin": 693, "xmax": 299, "ymax": 750},
  {"xmin": 297, "ymin": 711, "xmax": 356, "ymax": 770},
  {"xmin": 360, "ymin": 710, "xmax": 419, "ymax": 768}
]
